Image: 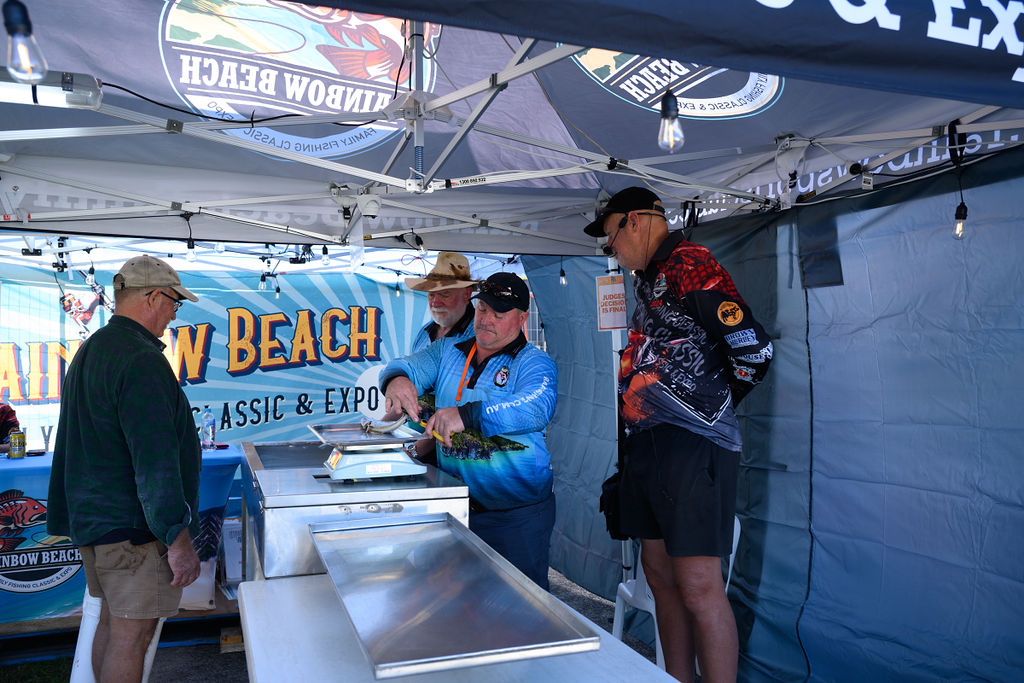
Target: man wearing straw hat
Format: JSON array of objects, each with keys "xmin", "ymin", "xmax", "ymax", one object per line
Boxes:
[
  {"xmin": 401, "ymin": 252, "xmax": 479, "ymax": 463},
  {"xmin": 405, "ymin": 251, "xmax": 478, "ymax": 352}
]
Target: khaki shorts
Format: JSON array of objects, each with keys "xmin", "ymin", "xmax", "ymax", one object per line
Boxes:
[{"xmin": 81, "ymin": 540, "xmax": 182, "ymax": 619}]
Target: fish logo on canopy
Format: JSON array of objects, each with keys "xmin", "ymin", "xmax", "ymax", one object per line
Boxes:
[
  {"xmin": 159, "ymin": 0, "xmax": 440, "ymax": 159},
  {"xmin": 573, "ymin": 49, "xmax": 782, "ymax": 119}
]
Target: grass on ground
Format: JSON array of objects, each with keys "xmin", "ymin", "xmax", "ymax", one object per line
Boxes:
[{"xmin": 1, "ymin": 657, "xmax": 74, "ymax": 682}]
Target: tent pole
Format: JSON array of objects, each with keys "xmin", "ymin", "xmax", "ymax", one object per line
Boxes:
[
  {"xmin": 98, "ymin": 104, "xmax": 407, "ymax": 190},
  {"xmin": 411, "ymin": 21, "xmax": 425, "ymax": 178},
  {"xmin": 802, "ymin": 105, "xmax": 1000, "ymax": 199},
  {"xmin": 420, "ymin": 38, "xmax": 541, "ymax": 187}
]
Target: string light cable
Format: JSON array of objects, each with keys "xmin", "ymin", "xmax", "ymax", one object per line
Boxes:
[
  {"xmin": 101, "ymin": 82, "xmax": 380, "ymax": 129},
  {"xmin": 794, "ymin": 141, "xmax": 996, "ymax": 210}
]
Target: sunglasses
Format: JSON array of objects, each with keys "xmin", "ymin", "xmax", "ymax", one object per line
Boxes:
[
  {"xmin": 147, "ymin": 290, "xmax": 184, "ymax": 312},
  {"xmin": 479, "ymin": 280, "xmax": 519, "ymax": 300},
  {"xmin": 601, "ymin": 209, "xmax": 665, "ymax": 257}
]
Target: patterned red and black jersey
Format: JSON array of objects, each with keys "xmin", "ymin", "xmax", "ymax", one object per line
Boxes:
[
  {"xmin": 620, "ymin": 232, "xmax": 773, "ymax": 450},
  {"xmin": 0, "ymin": 404, "xmax": 18, "ymax": 443}
]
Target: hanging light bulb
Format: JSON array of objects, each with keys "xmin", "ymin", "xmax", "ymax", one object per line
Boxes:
[
  {"xmin": 185, "ymin": 238, "xmax": 197, "ymax": 262},
  {"xmin": 275, "ymin": 281, "xmax": 281, "ymax": 299},
  {"xmin": 658, "ymin": 88, "xmax": 685, "ymax": 152},
  {"xmin": 394, "ymin": 281, "xmax": 401, "ymax": 298},
  {"xmin": 86, "ymin": 264, "xmax": 96, "ymax": 286},
  {"xmin": 3, "ymin": 0, "xmax": 47, "ymax": 84},
  {"xmin": 321, "ymin": 245, "xmax": 330, "ymax": 266},
  {"xmin": 559, "ymin": 257, "xmax": 566, "ymax": 286},
  {"xmin": 258, "ymin": 273, "xmax": 267, "ymax": 291},
  {"xmin": 215, "ymin": 241, "xmax": 225, "ymax": 253},
  {"xmin": 953, "ymin": 201, "xmax": 967, "ymax": 240},
  {"xmin": 948, "ymin": 119, "xmax": 970, "ymax": 242},
  {"xmin": 413, "ymin": 233, "xmax": 425, "ymax": 254}
]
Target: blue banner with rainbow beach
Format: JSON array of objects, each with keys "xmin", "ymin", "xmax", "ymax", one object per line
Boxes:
[
  {"xmin": 1, "ymin": 264, "xmax": 431, "ymax": 451},
  {"xmin": 0, "ymin": 263, "xmax": 430, "ymax": 623}
]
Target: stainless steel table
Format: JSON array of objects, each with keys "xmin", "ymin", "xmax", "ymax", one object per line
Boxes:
[
  {"xmin": 238, "ymin": 574, "xmax": 673, "ymax": 682},
  {"xmin": 241, "ymin": 440, "xmax": 468, "ymax": 579}
]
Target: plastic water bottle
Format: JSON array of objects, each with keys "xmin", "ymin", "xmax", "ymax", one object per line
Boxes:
[{"xmin": 200, "ymin": 407, "xmax": 216, "ymax": 449}]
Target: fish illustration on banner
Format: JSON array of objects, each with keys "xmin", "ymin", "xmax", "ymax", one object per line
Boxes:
[
  {"xmin": 0, "ymin": 489, "xmax": 47, "ymax": 552},
  {"xmin": 0, "ymin": 488, "xmax": 81, "ymax": 600},
  {"xmin": 59, "ymin": 292, "xmax": 102, "ymax": 331},
  {"xmin": 160, "ymin": 1, "xmax": 441, "ymax": 159}
]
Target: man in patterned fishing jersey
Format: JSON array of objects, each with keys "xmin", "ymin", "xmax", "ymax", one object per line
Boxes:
[{"xmin": 584, "ymin": 187, "xmax": 773, "ymax": 683}]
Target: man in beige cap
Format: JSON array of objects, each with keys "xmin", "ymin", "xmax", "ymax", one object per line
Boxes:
[
  {"xmin": 406, "ymin": 251, "xmax": 478, "ymax": 352},
  {"xmin": 48, "ymin": 254, "xmax": 202, "ymax": 682}
]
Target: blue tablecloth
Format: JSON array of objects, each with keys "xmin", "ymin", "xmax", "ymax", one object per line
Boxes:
[{"xmin": 0, "ymin": 445, "xmax": 243, "ymax": 624}]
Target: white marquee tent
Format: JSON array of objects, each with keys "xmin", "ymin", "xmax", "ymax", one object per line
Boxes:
[{"xmin": 2, "ymin": 1, "xmax": 1023, "ymax": 680}]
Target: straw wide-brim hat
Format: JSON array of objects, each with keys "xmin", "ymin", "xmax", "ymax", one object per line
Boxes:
[{"xmin": 404, "ymin": 252, "xmax": 477, "ymax": 292}]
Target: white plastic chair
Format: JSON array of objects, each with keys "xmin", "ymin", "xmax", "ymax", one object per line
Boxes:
[
  {"xmin": 69, "ymin": 591, "xmax": 166, "ymax": 683},
  {"xmin": 610, "ymin": 515, "xmax": 741, "ymax": 671},
  {"xmin": 611, "ymin": 541, "xmax": 666, "ymax": 667}
]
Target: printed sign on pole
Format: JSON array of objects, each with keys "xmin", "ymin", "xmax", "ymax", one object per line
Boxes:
[{"xmin": 596, "ymin": 274, "xmax": 626, "ymax": 330}]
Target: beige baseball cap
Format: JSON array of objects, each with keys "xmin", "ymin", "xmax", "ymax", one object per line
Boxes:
[{"xmin": 113, "ymin": 254, "xmax": 198, "ymax": 302}]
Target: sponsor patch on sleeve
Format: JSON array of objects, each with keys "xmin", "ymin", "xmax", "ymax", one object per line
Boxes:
[
  {"xmin": 738, "ymin": 343, "xmax": 773, "ymax": 363},
  {"xmin": 717, "ymin": 301, "xmax": 743, "ymax": 326},
  {"xmin": 734, "ymin": 364, "xmax": 756, "ymax": 382},
  {"xmin": 724, "ymin": 328, "xmax": 758, "ymax": 348}
]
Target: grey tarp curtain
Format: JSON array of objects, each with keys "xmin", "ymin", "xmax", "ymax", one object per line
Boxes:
[{"xmin": 525, "ymin": 145, "xmax": 1024, "ymax": 681}]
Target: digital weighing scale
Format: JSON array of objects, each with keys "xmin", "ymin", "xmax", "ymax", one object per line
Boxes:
[{"xmin": 308, "ymin": 421, "xmax": 427, "ymax": 480}]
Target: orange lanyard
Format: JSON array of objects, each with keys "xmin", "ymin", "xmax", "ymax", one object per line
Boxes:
[{"xmin": 455, "ymin": 343, "xmax": 477, "ymax": 403}]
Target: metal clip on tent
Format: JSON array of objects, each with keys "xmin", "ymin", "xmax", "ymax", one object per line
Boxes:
[{"xmin": 0, "ymin": 69, "xmax": 101, "ymax": 109}]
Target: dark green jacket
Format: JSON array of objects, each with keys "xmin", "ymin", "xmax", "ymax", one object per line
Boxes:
[{"xmin": 47, "ymin": 315, "xmax": 201, "ymax": 547}]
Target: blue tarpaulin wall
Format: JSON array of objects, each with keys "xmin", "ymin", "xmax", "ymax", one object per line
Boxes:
[{"xmin": 524, "ymin": 145, "xmax": 1024, "ymax": 681}]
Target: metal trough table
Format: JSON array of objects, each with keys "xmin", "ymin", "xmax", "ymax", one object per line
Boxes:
[
  {"xmin": 308, "ymin": 513, "xmax": 599, "ymax": 678},
  {"xmin": 238, "ymin": 438, "xmax": 662, "ymax": 680},
  {"xmin": 239, "ymin": 572, "xmax": 673, "ymax": 682}
]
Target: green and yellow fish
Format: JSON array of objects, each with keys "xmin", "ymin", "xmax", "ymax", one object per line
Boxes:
[{"xmin": 411, "ymin": 394, "xmax": 526, "ymax": 461}]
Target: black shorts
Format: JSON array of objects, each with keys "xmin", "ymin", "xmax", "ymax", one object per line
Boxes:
[{"xmin": 619, "ymin": 423, "xmax": 739, "ymax": 557}]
